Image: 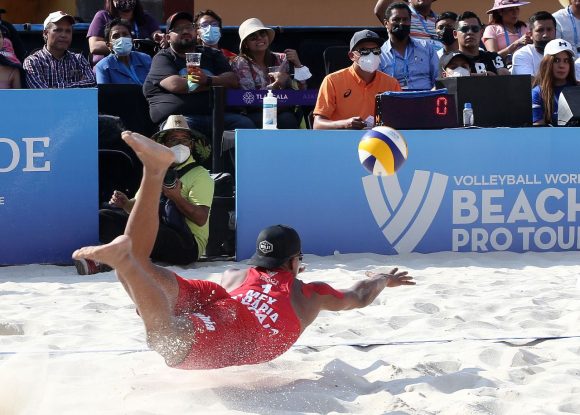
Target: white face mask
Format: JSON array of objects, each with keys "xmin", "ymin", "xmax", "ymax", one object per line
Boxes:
[
  {"xmin": 448, "ymin": 67, "xmax": 471, "ymax": 77},
  {"xmin": 171, "ymin": 144, "xmax": 190, "ymax": 164},
  {"xmin": 358, "ymin": 53, "xmax": 381, "ymax": 73}
]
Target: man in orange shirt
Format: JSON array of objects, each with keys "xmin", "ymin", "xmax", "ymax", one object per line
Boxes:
[{"xmin": 313, "ymin": 30, "xmax": 401, "ymax": 130}]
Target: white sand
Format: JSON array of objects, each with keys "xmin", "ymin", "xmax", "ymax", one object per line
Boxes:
[{"xmin": 1, "ymin": 251, "xmax": 580, "ymax": 415}]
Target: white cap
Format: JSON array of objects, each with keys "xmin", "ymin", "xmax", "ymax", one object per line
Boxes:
[
  {"xmin": 544, "ymin": 39, "xmax": 576, "ymax": 57},
  {"xmin": 43, "ymin": 11, "xmax": 75, "ymax": 29}
]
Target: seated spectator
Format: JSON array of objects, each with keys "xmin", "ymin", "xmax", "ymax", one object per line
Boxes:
[
  {"xmin": 194, "ymin": 10, "xmax": 236, "ymax": 61},
  {"xmin": 231, "ymin": 18, "xmax": 312, "ymax": 129},
  {"xmin": 375, "ymin": 0, "xmax": 441, "ymax": 50},
  {"xmin": 313, "ymin": 30, "xmax": 401, "ymax": 130},
  {"xmin": 0, "ymin": 17, "xmax": 26, "ymax": 63},
  {"xmin": 379, "ymin": 2, "xmax": 439, "ymax": 90},
  {"xmin": 532, "ymin": 39, "xmax": 578, "ymax": 126},
  {"xmin": 455, "ymin": 11, "xmax": 510, "ymax": 76},
  {"xmin": 88, "ymin": 0, "xmax": 162, "ymax": 65},
  {"xmin": 86, "ymin": 114, "xmax": 214, "ymax": 273},
  {"xmin": 512, "ymin": 11, "xmax": 557, "ymax": 78},
  {"xmin": 483, "ymin": 0, "xmax": 532, "ymax": 64},
  {"xmin": 23, "ymin": 11, "xmax": 96, "ymax": 88},
  {"xmin": 439, "ymin": 51, "xmax": 471, "ymax": 78},
  {"xmin": 553, "ymin": 0, "xmax": 580, "ymax": 54},
  {"xmin": 436, "ymin": 11, "xmax": 459, "ymax": 58},
  {"xmin": 143, "ymin": 12, "xmax": 254, "ymax": 141},
  {"xmin": 95, "ymin": 18, "xmax": 152, "ymax": 84},
  {"xmin": 0, "ymin": 29, "xmax": 21, "ymax": 88}
]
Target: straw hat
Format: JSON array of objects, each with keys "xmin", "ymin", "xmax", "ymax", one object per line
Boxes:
[
  {"xmin": 486, "ymin": 0, "xmax": 530, "ymax": 14},
  {"xmin": 151, "ymin": 115, "xmax": 192, "ymax": 143},
  {"xmin": 238, "ymin": 18, "xmax": 274, "ymax": 52}
]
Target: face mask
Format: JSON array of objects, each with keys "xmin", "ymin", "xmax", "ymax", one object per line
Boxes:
[
  {"xmin": 112, "ymin": 37, "xmax": 133, "ymax": 56},
  {"xmin": 358, "ymin": 53, "xmax": 381, "ymax": 73},
  {"xmin": 535, "ymin": 39, "xmax": 550, "ymax": 53},
  {"xmin": 448, "ymin": 67, "xmax": 471, "ymax": 77},
  {"xmin": 438, "ymin": 27, "xmax": 456, "ymax": 46},
  {"xmin": 200, "ymin": 26, "xmax": 221, "ymax": 46},
  {"xmin": 114, "ymin": 0, "xmax": 136, "ymax": 12},
  {"xmin": 171, "ymin": 144, "xmax": 190, "ymax": 164},
  {"xmin": 391, "ymin": 24, "xmax": 411, "ymax": 41}
]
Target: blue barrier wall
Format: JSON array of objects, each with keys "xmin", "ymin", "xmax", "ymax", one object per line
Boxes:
[
  {"xmin": 0, "ymin": 89, "xmax": 99, "ymax": 265},
  {"xmin": 236, "ymin": 128, "xmax": 580, "ymax": 260}
]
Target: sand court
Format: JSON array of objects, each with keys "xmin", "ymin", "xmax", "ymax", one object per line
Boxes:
[{"xmin": 1, "ymin": 250, "xmax": 580, "ymax": 414}]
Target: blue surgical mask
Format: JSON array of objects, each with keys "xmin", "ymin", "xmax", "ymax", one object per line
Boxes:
[
  {"xmin": 112, "ymin": 37, "xmax": 133, "ymax": 56},
  {"xmin": 200, "ymin": 26, "xmax": 221, "ymax": 46}
]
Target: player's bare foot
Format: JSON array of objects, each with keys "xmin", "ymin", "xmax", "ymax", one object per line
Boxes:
[
  {"xmin": 72, "ymin": 235, "xmax": 132, "ymax": 269},
  {"xmin": 121, "ymin": 131, "xmax": 175, "ymax": 174}
]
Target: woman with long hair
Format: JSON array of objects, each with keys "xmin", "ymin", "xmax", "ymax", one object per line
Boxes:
[
  {"xmin": 532, "ymin": 39, "xmax": 578, "ymax": 126},
  {"xmin": 483, "ymin": 0, "xmax": 532, "ymax": 62},
  {"xmin": 231, "ymin": 18, "xmax": 312, "ymax": 129},
  {"xmin": 87, "ymin": 0, "xmax": 161, "ymax": 65}
]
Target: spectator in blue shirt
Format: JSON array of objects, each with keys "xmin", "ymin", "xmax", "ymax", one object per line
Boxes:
[
  {"xmin": 379, "ymin": 2, "xmax": 439, "ymax": 90},
  {"xmin": 95, "ymin": 18, "xmax": 152, "ymax": 84}
]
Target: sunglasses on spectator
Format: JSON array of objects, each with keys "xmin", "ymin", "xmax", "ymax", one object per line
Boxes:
[
  {"xmin": 247, "ymin": 30, "xmax": 269, "ymax": 41},
  {"xmin": 198, "ymin": 21, "xmax": 220, "ymax": 28},
  {"xmin": 457, "ymin": 25, "xmax": 481, "ymax": 34},
  {"xmin": 356, "ymin": 47, "xmax": 382, "ymax": 56},
  {"xmin": 170, "ymin": 24, "xmax": 196, "ymax": 34}
]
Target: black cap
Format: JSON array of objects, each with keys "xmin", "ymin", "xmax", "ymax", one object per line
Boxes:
[
  {"xmin": 350, "ymin": 29, "xmax": 385, "ymax": 52},
  {"xmin": 439, "ymin": 51, "xmax": 470, "ymax": 72},
  {"xmin": 166, "ymin": 11, "xmax": 194, "ymax": 33},
  {"xmin": 247, "ymin": 225, "xmax": 301, "ymax": 269}
]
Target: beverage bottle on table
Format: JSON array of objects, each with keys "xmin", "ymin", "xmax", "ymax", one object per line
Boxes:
[{"xmin": 463, "ymin": 102, "xmax": 474, "ymax": 127}]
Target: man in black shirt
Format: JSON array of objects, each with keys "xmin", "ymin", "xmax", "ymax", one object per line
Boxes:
[
  {"xmin": 143, "ymin": 12, "xmax": 253, "ymax": 138},
  {"xmin": 454, "ymin": 11, "xmax": 510, "ymax": 76}
]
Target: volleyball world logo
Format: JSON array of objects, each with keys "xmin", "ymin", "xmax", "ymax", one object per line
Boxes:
[{"xmin": 362, "ymin": 170, "xmax": 449, "ymax": 253}]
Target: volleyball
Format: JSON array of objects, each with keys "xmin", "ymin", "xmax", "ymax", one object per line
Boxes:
[{"xmin": 358, "ymin": 126, "xmax": 408, "ymax": 176}]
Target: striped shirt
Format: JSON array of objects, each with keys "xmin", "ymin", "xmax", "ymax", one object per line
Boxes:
[
  {"xmin": 409, "ymin": 5, "xmax": 442, "ymax": 51},
  {"xmin": 23, "ymin": 47, "xmax": 96, "ymax": 88}
]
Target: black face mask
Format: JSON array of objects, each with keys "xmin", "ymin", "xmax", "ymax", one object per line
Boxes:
[
  {"xmin": 437, "ymin": 27, "xmax": 456, "ymax": 46},
  {"xmin": 391, "ymin": 24, "xmax": 411, "ymax": 41},
  {"xmin": 535, "ymin": 39, "xmax": 550, "ymax": 53}
]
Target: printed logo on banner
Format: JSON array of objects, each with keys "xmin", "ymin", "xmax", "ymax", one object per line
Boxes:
[
  {"xmin": 362, "ymin": 170, "xmax": 449, "ymax": 253},
  {"xmin": 243, "ymin": 91, "xmax": 256, "ymax": 105}
]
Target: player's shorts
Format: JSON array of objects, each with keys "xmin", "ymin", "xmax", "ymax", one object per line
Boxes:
[{"xmin": 170, "ymin": 275, "xmax": 263, "ymax": 370}]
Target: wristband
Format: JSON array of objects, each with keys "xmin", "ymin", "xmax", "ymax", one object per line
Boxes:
[{"xmin": 187, "ymin": 79, "xmax": 199, "ymax": 92}]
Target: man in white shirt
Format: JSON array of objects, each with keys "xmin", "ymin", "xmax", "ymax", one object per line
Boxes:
[
  {"xmin": 553, "ymin": 0, "xmax": 580, "ymax": 54},
  {"xmin": 512, "ymin": 11, "xmax": 557, "ymax": 78}
]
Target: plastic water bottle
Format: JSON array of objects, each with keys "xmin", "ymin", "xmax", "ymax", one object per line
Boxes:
[
  {"xmin": 263, "ymin": 90, "xmax": 277, "ymax": 129},
  {"xmin": 463, "ymin": 102, "xmax": 474, "ymax": 127}
]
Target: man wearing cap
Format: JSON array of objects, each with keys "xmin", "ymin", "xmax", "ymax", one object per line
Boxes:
[
  {"xmin": 73, "ymin": 131, "xmax": 415, "ymax": 369},
  {"xmin": 379, "ymin": 2, "xmax": 439, "ymax": 90},
  {"xmin": 143, "ymin": 12, "xmax": 253, "ymax": 140},
  {"xmin": 455, "ymin": 11, "xmax": 510, "ymax": 76},
  {"xmin": 75, "ymin": 115, "xmax": 214, "ymax": 275},
  {"xmin": 23, "ymin": 11, "xmax": 96, "ymax": 88},
  {"xmin": 553, "ymin": 0, "xmax": 580, "ymax": 54},
  {"xmin": 313, "ymin": 30, "xmax": 401, "ymax": 130},
  {"xmin": 512, "ymin": 11, "xmax": 557, "ymax": 78},
  {"xmin": 438, "ymin": 52, "xmax": 471, "ymax": 78}
]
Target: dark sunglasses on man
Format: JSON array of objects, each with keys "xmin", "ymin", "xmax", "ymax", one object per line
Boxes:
[
  {"xmin": 356, "ymin": 47, "xmax": 382, "ymax": 56},
  {"xmin": 457, "ymin": 25, "xmax": 481, "ymax": 34}
]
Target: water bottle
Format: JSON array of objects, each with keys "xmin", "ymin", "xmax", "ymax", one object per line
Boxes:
[
  {"xmin": 262, "ymin": 90, "xmax": 277, "ymax": 129},
  {"xmin": 463, "ymin": 102, "xmax": 474, "ymax": 127}
]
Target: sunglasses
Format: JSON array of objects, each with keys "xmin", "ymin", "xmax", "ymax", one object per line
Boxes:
[
  {"xmin": 457, "ymin": 25, "xmax": 481, "ymax": 34},
  {"xmin": 356, "ymin": 47, "xmax": 382, "ymax": 56},
  {"xmin": 247, "ymin": 30, "xmax": 269, "ymax": 42}
]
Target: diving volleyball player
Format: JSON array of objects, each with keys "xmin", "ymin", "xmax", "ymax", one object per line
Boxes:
[{"xmin": 73, "ymin": 131, "xmax": 415, "ymax": 369}]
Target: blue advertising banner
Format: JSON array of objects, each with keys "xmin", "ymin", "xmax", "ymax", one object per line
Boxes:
[
  {"xmin": 236, "ymin": 128, "xmax": 580, "ymax": 260},
  {"xmin": 0, "ymin": 89, "xmax": 98, "ymax": 265},
  {"xmin": 226, "ymin": 89, "xmax": 318, "ymax": 107}
]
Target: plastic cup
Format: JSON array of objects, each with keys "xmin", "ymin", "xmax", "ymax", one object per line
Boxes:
[{"xmin": 185, "ymin": 52, "xmax": 202, "ymax": 76}]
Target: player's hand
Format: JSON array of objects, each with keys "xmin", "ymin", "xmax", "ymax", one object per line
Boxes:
[
  {"xmin": 344, "ymin": 116, "xmax": 366, "ymax": 130},
  {"xmin": 109, "ymin": 190, "xmax": 129, "ymax": 208},
  {"xmin": 366, "ymin": 268, "xmax": 415, "ymax": 287}
]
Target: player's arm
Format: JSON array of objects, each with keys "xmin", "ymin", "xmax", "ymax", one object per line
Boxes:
[{"xmin": 319, "ymin": 268, "xmax": 415, "ymax": 311}]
